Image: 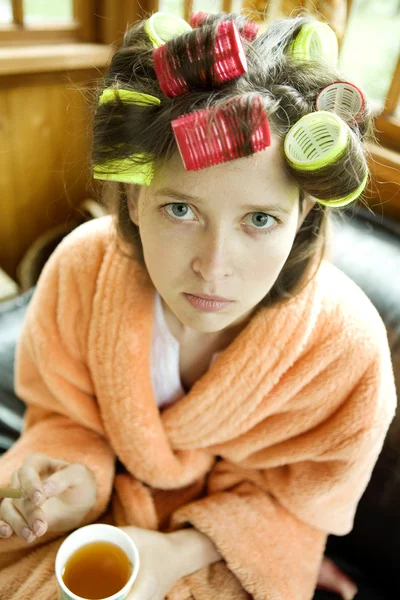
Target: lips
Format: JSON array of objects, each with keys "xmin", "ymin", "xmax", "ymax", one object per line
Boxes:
[
  {"xmin": 187, "ymin": 293, "xmax": 232, "ymax": 302},
  {"xmin": 183, "ymin": 293, "xmax": 233, "ymax": 313}
]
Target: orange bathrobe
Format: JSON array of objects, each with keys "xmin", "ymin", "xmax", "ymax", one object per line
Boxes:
[{"xmin": 0, "ymin": 216, "xmax": 396, "ymax": 600}]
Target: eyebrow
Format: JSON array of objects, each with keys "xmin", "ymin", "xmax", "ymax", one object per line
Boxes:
[{"xmin": 154, "ymin": 187, "xmax": 292, "ymax": 215}]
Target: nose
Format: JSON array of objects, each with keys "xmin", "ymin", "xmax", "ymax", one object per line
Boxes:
[{"xmin": 191, "ymin": 227, "xmax": 233, "ymax": 283}]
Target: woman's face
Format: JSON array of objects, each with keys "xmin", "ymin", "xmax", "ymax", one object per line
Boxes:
[{"xmin": 128, "ymin": 134, "xmax": 314, "ymax": 334}]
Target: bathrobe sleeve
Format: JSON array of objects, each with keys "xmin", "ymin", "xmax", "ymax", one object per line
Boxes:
[
  {"xmin": 171, "ymin": 315, "xmax": 397, "ymax": 600},
  {"xmin": 0, "ymin": 232, "xmax": 115, "ymax": 539}
]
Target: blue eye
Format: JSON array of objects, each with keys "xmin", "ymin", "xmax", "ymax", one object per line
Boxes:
[
  {"xmin": 245, "ymin": 212, "xmax": 276, "ymax": 230},
  {"xmin": 164, "ymin": 203, "xmax": 195, "ymax": 220}
]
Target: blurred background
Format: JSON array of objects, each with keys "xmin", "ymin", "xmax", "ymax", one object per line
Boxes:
[{"xmin": 0, "ymin": 0, "xmax": 399, "ymax": 297}]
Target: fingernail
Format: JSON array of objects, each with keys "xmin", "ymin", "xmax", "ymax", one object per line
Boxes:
[
  {"xmin": 33, "ymin": 520, "xmax": 44, "ymax": 536},
  {"xmin": 21, "ymin": 527, "xmax": 35, "ymax": 542},
  {"xmin": 43, "ymin": 481, "xmax": 56, "ymax": 495},
  {"xmin": 344, "ymin": 584, "xmax": 358, "ymax": 600},
  {"xmin": 0, "ymin": 525, "xmax": 9, "ymax": 536},
  {"xmin": 32, "ymin": 491, "xmax": 42, "ymax": 505}
]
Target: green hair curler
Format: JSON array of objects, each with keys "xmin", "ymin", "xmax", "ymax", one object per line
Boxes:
[
  {"xmin": 315, "ymin": 172, "xmax": 368, "ymax": 207},
  {"xmin": 93, "ymin": 155, "xmax": 154, "ymax": 186},
  {"xmin": 284, "ymin": 111, "xmax": 349, "ymax": 171},
  {"xmin": 93, "ymin": 90, "xmax": 160, "ymax": 185},
  {"xmin": 143, "ymin": 11, "xmax": 192, "ymax": 48},
  {"xmin": 287, "ymin": 21, "xmax": 338, "ymax": 66},
  {"xmin": 284, "ymin": 111, "xmax": 367, "ymax": 206},
  {"xmin": 98, "ymin": 89, "xmax": 161, "ymax": 106}
]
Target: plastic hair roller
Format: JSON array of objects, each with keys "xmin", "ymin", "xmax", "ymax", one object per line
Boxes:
[
  {"xmin": 190, "ymin": 11, "xmax": 208, "ymax": 28},
  {"xmin": 98, "ymin": 89, "xmax": 161, "ymax": 106},
  {"xmin": 93, "ymin": 156, "xmax": 154, "ymax": 186},
  {"xmin": 93, "ymin": 90, "xmax": 160, "ymax": 185},
  {"xmin": 314, "ymin": 171, "xmax": 368, "ymax": 207},
  {"xmin": 153, "ymin": 20, "xmax": 247, "ymax": 98},
  {"xmin": 287, "ymin": 21, "xmax": 338, "ymax": 66},
  {"xmin": 284, "ymin": 110, "xmax": 367, "ymax": 206},
  {"xmin": 241, "ymin": 21, "xmax": 259, "ymax": 42},
  {"xmin": 190, "ymin": 12, "xmax": 259, "ymax": 41},
  {"xmin": 143, "ymin": 11, "xmax": 192, "ymax": 48},
  {"xmin": 316, "ymin": 81, "xmax": 365, "ymax": 122},
  {"xmin": 172, "ymin": 96, "xmax": 271, "ymax": 171}
]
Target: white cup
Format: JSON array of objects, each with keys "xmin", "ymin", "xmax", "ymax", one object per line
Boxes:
[{"xmin": 55, "ymin": 524, "xmax": 140, "ymax": 600}]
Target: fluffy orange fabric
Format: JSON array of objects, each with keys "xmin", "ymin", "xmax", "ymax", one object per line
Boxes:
[{"xmin": 0, "ymin": 217, "xmax": 396, "ymax": 599}]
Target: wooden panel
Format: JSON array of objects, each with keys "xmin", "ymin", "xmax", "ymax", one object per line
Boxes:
[
  {"xmin": 73, "ymin": 0, "xmax": 97, "ymax": 42},
  {"xmin": 96, "ymin": 0, "xmax": 151, "ymax": 45},
  {"xmin": 0, "ymin": 91, "xmax": 19, "ymax": 277},
  {"xmin": 366, "ymin": 143, "xmax": 400, "ymax": 221},
  {"xmin": 382, "ymin": 56, "xmax": 400, "ymax": 117},
  {"xmin": 0, "ymin": 23, "xmax": 80, "ymax": 45},
  {"xmin": 374, "ymin": 113, "xmax": 400, "ymax": 153},
  {"xmin": 0, "ymin": 68, "xmax": 105, "ymax": 278},
  {"xmin": 184, "ymin": 0, "xmax": 193, "ymax": 24},
  {"xmin": 0, "ymin": 44, "xmax": 112, "ymax": 75},
  {"xmin": 11, "ymin": 0, "xmax": 23, "ymax": 26}
]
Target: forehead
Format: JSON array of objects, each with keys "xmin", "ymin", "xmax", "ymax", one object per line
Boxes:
[{"xmin": 150, "ymin": 133, "xmax": 298, "ymax": 202}]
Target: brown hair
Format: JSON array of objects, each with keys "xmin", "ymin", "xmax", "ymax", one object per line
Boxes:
[{"xmin": 91, "ymin": 12, "xmax": 374, "ymax": 308}]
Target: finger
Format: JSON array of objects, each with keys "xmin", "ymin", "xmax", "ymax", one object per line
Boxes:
[
  {"xmin": 0, "ymin": 498, "xmax": 35, "ymax": 542},
  {"xmin": 0, "ymin": 518, "xmax": 13, "ymax": 538},
  {"xmin": 42, "ymin": 463, "xmax": 88, "ymax": 497},
  {"xmin": 24, "ymin": 453, "xmax": 69, "ymax": 477},
  {"xmin": 17, "ymin": 465, "xmax": 46, "ymax": 506},
  {"xmin": 19, "ymin": 502, "xmax": 48, "ymax": 538},
  {"xmin": 18, "ymin": 453, "xmax": 69, "ymax": 506},
  {"xmin": 317, "ymin": 557, "xmax": 358, "ymax": 600},
  {"xmin": 24, "ymin": 453, "xmax": 69, "ymax": 470},
  {"xmin": 10, "ymin": 471, "xmax": 48, "ymax": 537}
]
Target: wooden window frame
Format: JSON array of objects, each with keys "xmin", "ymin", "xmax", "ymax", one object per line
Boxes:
[
  {"xmin": 374, "ymin": 55, "xmax": 400, "ymax": 152},
  {"xmin": 0, "ymin": 0, "xmax": 96, "ymax": 44},
  {"xmin": 345, "ymin": 0, "xmax": 400, "ymax": 152}
]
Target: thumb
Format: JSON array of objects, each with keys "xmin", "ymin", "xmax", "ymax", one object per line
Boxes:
[
  {"xmin": 126, "ymin": 571, "xmax": 158, "ymax": 600},
  {"xmin": 317, "ymin": 557, "xmax": 358, "ymax": 600},
  {"xmin": 42, "ymin": 464, "xmax": 88, "ymax": 498}
]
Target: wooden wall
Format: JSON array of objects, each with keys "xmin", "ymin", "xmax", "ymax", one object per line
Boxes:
[
  {"xmin": 0, "ymin": 0, "xmax": 151, "ymax": 281},
  {"xmin": 0, "ymin": 49, "xmax": 111, "ymax": 279}
]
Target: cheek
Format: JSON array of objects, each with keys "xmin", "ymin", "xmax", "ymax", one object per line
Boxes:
[
  {"xmin": 140, "ymin": 220, "xmax": 188, "ymax": 277},
  {"xmin": 240, "ymin": 228, "xmax": 298, "ymax": 283}
]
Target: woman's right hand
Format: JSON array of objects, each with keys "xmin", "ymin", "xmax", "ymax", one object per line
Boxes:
[{"xmin": 0, "ymin": 453, "xmax": 97, "ymax": 543}]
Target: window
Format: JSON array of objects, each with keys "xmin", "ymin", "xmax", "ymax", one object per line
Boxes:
[
  {"xmin": 158, "ymin": 0, "xmax": 184, "ymax": 17},
  {"xmin": 339, "ymin": 0, "xmax": 400, "ymax": 150},
  {"xmin": 23, "ymin": 0, "xmax": 73, "ymax": 23},
  {"xmin": 158, "ymin": 1, "xmax": 242, "ymax": 21},
  {"xmin": 339, "ymin": 0, "xmax": 400, "ymax": 112},
  {"xmin": 0, "ymin": 0, "xmax": 95, "ymax": 44}
]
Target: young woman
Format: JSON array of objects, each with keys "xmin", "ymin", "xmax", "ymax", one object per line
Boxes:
[{"xmin": 0, "ymin": 11, "xmax": 395, "ymax": 600}]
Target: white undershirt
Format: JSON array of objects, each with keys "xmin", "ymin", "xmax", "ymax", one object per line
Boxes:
[{"xmin": 150, "ymin": 293, "xmax": 219, "ymax": 410}]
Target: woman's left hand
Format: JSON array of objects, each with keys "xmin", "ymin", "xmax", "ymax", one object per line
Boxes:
[{"xmin": 122, "ymin": 526, "xmax": 188, "ymax": 600}]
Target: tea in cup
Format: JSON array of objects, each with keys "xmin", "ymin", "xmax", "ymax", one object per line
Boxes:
[{"xmin": 55, "ymin": 524, "xmax": 140, "ymax": 600}]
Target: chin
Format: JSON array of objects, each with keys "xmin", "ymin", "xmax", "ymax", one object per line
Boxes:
[{"xmin": 179, "ymin": 310, "xmax": 232, "ymax": 333}]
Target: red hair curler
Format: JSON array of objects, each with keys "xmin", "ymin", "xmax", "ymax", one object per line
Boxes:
[
  {"xmin": 190, "ymin": 12, "xmax": 259, "ymax": 41},
  {"xmin": 171, "ymin": 95, "xmax": 271, "ymax": 171},
  {"xmin": 242, "ymin": 21, "xmax": 259, "ymax": 42},
  {"xmin": 153, "ymin": 20, "xmax": 247, "ymax": 98},
  {"xmin": 190, "ymin": 11, "xmax": 208, "ymax": 28}
]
